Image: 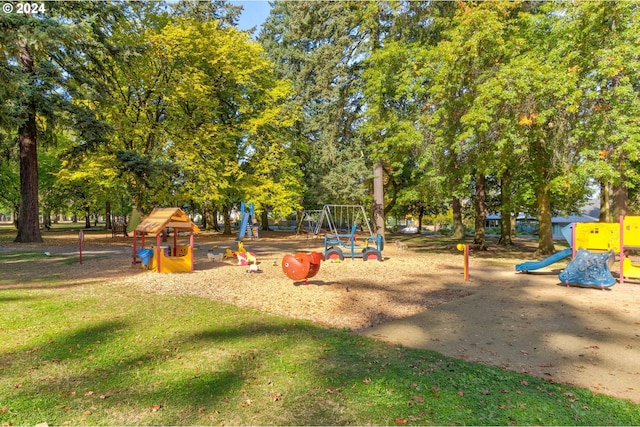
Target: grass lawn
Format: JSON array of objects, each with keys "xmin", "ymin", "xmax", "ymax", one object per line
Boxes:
[{"xmin": 1, "ymin": 236, "xmax": 639, "ymax": 425}]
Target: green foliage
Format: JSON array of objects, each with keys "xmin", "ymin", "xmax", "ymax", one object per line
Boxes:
[{"xmin": 2, "ymin": 0, "xmax": 640, "ymax": 250}]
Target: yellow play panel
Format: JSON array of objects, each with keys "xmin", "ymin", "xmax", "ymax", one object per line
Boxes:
[{"xmin": 574, "ymin": 222, "xmax": 620, "ymax": 252}]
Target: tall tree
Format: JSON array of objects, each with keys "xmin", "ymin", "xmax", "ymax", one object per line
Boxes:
[
  {"xmin": 159, "ymin": 17, "xmax": 303, "ymax": 232},
  {"xmin": 1, "ymin": 4, "xmax": 116, "ymax": 242},
  {"xmin": 260, "ymin": 1, "xmax": 370, "ymax": 209},
  {"xmin": 563, "ymin": 2, "xmax": 640, "ymax": 220}
]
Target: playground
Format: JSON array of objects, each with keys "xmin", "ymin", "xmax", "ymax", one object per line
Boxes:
[{"xmin": 2, "ymin": 228, "xmax": 640, "ymax": 405}]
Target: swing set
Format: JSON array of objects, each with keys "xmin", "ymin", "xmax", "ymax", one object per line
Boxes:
[
  {"xmin": 309, "ymin": 204, "xmax": 384, "ymax": 261},
  {"xmin": 295, "ymin": 209, "xmax": 324, "ymax": 236}
]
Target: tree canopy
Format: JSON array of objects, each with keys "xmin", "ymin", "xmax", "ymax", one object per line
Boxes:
[{"xmin": 2, "ymin": 1, "xmax": 639, "ymax": 252}]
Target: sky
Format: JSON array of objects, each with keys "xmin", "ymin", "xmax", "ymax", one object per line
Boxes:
[{"xmin": 230, "ymin": 1, "xmax": 272, "ymax": 33}]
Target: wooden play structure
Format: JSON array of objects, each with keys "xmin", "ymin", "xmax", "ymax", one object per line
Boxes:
[{"xmin": 131, "ymin": 207, "xmax": 200, "ymax": 273}]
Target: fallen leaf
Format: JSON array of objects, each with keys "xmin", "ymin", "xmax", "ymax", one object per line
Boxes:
[
  {"xmin": 457, "ymin": 391, "xmax": 465, "ymax": 396},
  {"xmin": 271, "ymin": 393, "xmax": 282, "ymax": 402},
  {"xmin": 0, "ymin": 408, "xmax": 7, "ymax": 414},
  {"xmin": 412, "ymin": 396, "xmax": 424, "ymax": 403},
  {"xmin": 395, "ymin": 418, "xmax": 407, "ymax": 425},
  {"xmin": 84, "ymin": 391, "xmax": 94, "ymax": 396},
  {"xmin": 150, "ymin": 404, "xmax": 162, "ymax": 412},
  {"xmin": 14, "ymin": 383, "xmax": 22, "ymax": 389},
  {"xmin": 325, "ymin": 388, "xmax": 341, "ymax": 394},
  {"xmin": 82, "ymin": 411, "xmax": 92, "ymax": 415},
  {"xmin": 519, "ymin": 380, "xmax": 528, "ymax": 386}
]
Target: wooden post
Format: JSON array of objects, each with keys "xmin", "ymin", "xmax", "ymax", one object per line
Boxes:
[
  {"xmin": 190, "ymin": 231, "xmax": 195, "ymax": 271},
  {"xmin": 132, "ymin": 231, "xmax": 137, "ymax": 265},
  {"xmin": 173, "ymin": 228, "xmax": 177, "ymax": 256},
  {"xmin": 156, "ymin": 233, "xmax": 162, "ymax": 273}
]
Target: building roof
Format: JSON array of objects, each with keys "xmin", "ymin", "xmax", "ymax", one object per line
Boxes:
[
  {"xmin": 551, "ymin": 214, "xmax": 598, "ymax": 224},
  {"xmin": 486, "ymin": 213, "xmax": 598, "ymax": 223},
  {"xmin": 134, "ymin": 207, "xmax": 200, "ymax": 235}
]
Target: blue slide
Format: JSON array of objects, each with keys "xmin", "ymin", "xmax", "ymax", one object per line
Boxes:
[
  {"xmin": 515, "ymin": 247, "xmax": 573, "ymax": 272},
  {"xmin": 235, "ymin": 213, "xmax": 250, "ymax": 242}
]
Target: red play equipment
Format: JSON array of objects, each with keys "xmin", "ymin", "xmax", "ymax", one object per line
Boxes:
[{"xmin": 281, "ymin": 251, "xmax": 324, "ymax": 284}]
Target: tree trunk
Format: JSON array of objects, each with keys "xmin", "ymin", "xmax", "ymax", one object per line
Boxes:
[
  {"xmin": 373, "ymin": 160, "xmax": 385, "ymax": 235},
  {"xmin": 599, "ymin": 181, "xmax": 611, "ymax": 222},
  {"xmin": 261, "ymin": 209, "xmax": 270, "ymax": 231},
  {"xmin": 417, "ymin": 205, "xmax": 424, "ymax": 235},
  {"xmin": 612, "ymin": 182, "xmax": 627, "ymax": 221},
  {"xmin": 536, "ymin": 184, "xmax": 555, "ymax": 255},
  {"xmin": 498, "ymin": 176, "xmax": 513, "ymax": 245},
  {"xmin": 43, "ymin": 210, "xmax": 51, "ymax": 230},
  {"xmin": 14, "ymin": 43, "xmax": 42, "ymax": 243},
  {"xmin": 451, "ymin": 196, "xmax": 464, "ymax": 239},
  {"xmin": 212, "ymin": 209, "xmax": 220, "ymax": 232},
  {"xmin": 105, "ymin": 201, "xmax": 112, "ymax": 229},
  {"xmin": 85, "ymin": 206, "xmax": 91, "ymax": 228},
  {"xmin": 223, "ymin": 208, "xmax": 232, "ymax": 235},
  {"xmin": 473, "ymin": 174, "xmax": 487, "ymax": 249}
]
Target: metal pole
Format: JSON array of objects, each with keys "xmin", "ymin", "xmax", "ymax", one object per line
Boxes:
[
  {"xmin": 620, "ymin": 215, "xmax": 625, "ymax": 285},
  {"xmin": 79, "ymin": 230, "xmax": 83, "ymax": 265}
]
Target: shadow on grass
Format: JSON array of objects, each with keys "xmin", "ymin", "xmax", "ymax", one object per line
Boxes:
[{"xmin": 2, "ymin": 305, "xmax": 639, "ymax": 425}]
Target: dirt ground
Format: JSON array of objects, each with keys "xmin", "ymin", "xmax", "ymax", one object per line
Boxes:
[{"xmin": 2, "ymin": 230, "xmax": 640, "ymax": 405}]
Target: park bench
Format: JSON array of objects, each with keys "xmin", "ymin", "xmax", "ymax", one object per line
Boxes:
[{"xmin": 112, "ymin": 221, "xmax": 128, "ymax": 238}]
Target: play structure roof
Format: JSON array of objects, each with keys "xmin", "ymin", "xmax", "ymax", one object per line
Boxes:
[{"xmin": 134, "ymin": 208, "xmax": 200, "ymax": 235}]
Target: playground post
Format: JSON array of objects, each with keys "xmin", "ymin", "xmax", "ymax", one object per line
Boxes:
[
  {"xmin": 456, "ymin": 243, "xmax": 469, "ymax": 281},
  {"xmin": 78, "ymin": 230, "xmax": 84, "ymax": 265}
]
